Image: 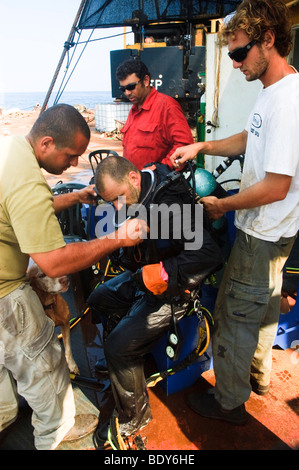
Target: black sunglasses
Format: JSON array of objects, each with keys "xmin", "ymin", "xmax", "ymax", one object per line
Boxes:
[
  {"xmin": 119, "ymin": 80, "xmax": 141, "ymax": 93},
  {"xmin": 228, "ymin": 40, "xmax": 257, "ymax": 62}
]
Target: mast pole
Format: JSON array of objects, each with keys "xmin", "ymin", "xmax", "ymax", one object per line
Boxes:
[{"xmin": 40, "ymin": 0, "xmax": 87, "ymax": 113}]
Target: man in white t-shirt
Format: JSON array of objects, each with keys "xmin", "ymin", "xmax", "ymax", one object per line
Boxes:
[{"xmin": 170, "ymin": 0, "xmax": 299, "ymax": 424}]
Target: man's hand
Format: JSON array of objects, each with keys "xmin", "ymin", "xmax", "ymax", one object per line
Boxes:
[
  {"xmin": 114, "ymin": 218, "xmax": 149, "ymax": 246},
  {"xmin": 77, "ymin": 185, "xmax": 98, "ymax": 205},
  {"xmin": 200, "ymin": 196, "xmax": 224, "ymax": 221},
  {"xmin": 170, "ymin": 143, "xmax": 203, "ymax": 168}
]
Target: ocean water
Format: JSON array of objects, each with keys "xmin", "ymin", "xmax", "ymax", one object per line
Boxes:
[{"xmin": 0, "ymin": 90, "xmax": 113, "ymax": 111}]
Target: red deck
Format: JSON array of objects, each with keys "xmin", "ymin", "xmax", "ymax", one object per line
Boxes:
[{"xmin": 0, "ymin": 297, "xmax": 298, "ymax": 451}]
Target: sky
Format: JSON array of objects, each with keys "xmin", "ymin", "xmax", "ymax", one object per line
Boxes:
[{"xmin": 0, "ymin": 0, "xmax": 133, "ymax": 93}]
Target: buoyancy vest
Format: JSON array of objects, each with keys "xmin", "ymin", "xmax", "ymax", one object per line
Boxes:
[{"xmin": 111, "ymin": 162, "xmax": 220, "ymax": 272}]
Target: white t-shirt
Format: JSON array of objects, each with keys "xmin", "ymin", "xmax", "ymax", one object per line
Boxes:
[{"xmin": 235, "ymin": 73, "xmax": 299, "ymax": 242}]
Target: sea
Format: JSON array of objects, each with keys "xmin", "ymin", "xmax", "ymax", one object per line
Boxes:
[{"xmin": 0, "ymin": 90, "xmax": 113, "ymax": 112}]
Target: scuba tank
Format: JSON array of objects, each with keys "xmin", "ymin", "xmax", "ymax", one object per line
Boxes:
[
  {"xmin": 187, "ymin": 166, "xmax": 228, "ymax": 231},
  {"xmin": 191, "ymin": 166, "xmax": 228, "ymax": 199},
  {"xmin": 188, "ymin": 154, "xmax": 244, "ymax": 199},
  {"xmin": 187, "ymin": 155, "xmax": 244, "ymax": 231}
]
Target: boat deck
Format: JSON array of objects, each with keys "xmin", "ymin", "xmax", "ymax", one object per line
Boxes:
[
  {"xmin": 1, "ymin": 296, "xmax": 298, "ymax": 451},
  {"xmin": 0, "ymin": 117, "xmax": 298, "ymax": 451}
]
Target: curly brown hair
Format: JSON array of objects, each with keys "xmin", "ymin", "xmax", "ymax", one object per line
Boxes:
[{"xmin": 221, "ymin": 0, "xmax": 293, "ymax": 57}]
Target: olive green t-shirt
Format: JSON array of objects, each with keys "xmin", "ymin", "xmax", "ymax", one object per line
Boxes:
[{"xmin": 0, "ymin": 136, "xmax": 66, "ymax": 298}]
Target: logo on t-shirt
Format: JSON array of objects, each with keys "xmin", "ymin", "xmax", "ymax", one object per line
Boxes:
[{"xmin": 250, "ymin": 113, "xmax": 262, "ymax": 137}]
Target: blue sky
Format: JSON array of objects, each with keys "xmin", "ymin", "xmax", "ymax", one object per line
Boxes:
[{"xmin": 0, "ymin": 0, "xmax": 132, "ymax": 93}]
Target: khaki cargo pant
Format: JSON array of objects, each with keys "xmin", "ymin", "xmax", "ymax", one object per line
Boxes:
[
  {"xmin": 212, "ymin": 229, "xmax": 296, "ymax": 410},
  {"xmin": 0, "ymin": 283, "xmax": 75, "ymax": 450}
]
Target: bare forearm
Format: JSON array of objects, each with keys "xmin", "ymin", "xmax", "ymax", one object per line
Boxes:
[
  {"xmin": 170, "ymin": 130, "xmax": 248, "ymax": 166},
  {"xmin": 53, "ymin": 192, "xmax": 81, "ymax": 214},
  {"xmin": 53, "ymin": 185, "xmax": 97, "ymax": 214},
  {"xmin": 201, "ymin": 173, "xmax": 292, "ymax": 220},
  {"xmin": 30, "ymin": 218, "xmax": 148, "ymax": 277},
  {"xmin": 31, "ymin": 236, "xmax": 123, "ymax": 277},
  {"xmin": 218, "ymin": 182, "xmax": 275, "ymax": 213},
  {"xmin": 203, "ymin": 131, "xmax": 248, "ymax": 158},
  {"xmin": 219, "ymin": 174, "xmax": 291, "ymax": 212}
]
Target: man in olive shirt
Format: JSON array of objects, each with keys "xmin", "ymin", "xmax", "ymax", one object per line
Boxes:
[{"xmin": 0, "ymin": 104, "xmax": 146, "ymax": 449}]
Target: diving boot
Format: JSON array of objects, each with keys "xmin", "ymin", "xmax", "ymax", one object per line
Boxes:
[{"xmin": 93, "ymin": 407, "xmax": 152, "ymax": 450}]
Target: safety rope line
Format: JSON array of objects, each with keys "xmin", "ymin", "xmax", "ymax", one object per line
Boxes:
[
  {"xmin": 53, "ymin": 29, "xmax": 133, "ymax": 105},
  {"xmin": 76, "ymin": 29, "xmax": 134, "ymax": 45}
]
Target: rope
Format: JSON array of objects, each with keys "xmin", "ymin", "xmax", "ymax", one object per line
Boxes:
[
  {"xmin": 212, "ymin": 33, "xmax": 222, "ymax": 128},
  {"xmin": 76, "ymin": 30, "xmax": 133, "ymax": 45},
  {"xmin": 53, "ymin": 29, "xmax": 133, "ymax": 105}
]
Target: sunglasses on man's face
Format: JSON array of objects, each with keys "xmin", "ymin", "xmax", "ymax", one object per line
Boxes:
[
  {"xmin": 119, "ymin": 80, "xmax": 141, "ymax": 92},
  {"xmin": 228, "ymin": 40, "xmax": 257, "ymax": 62}
]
